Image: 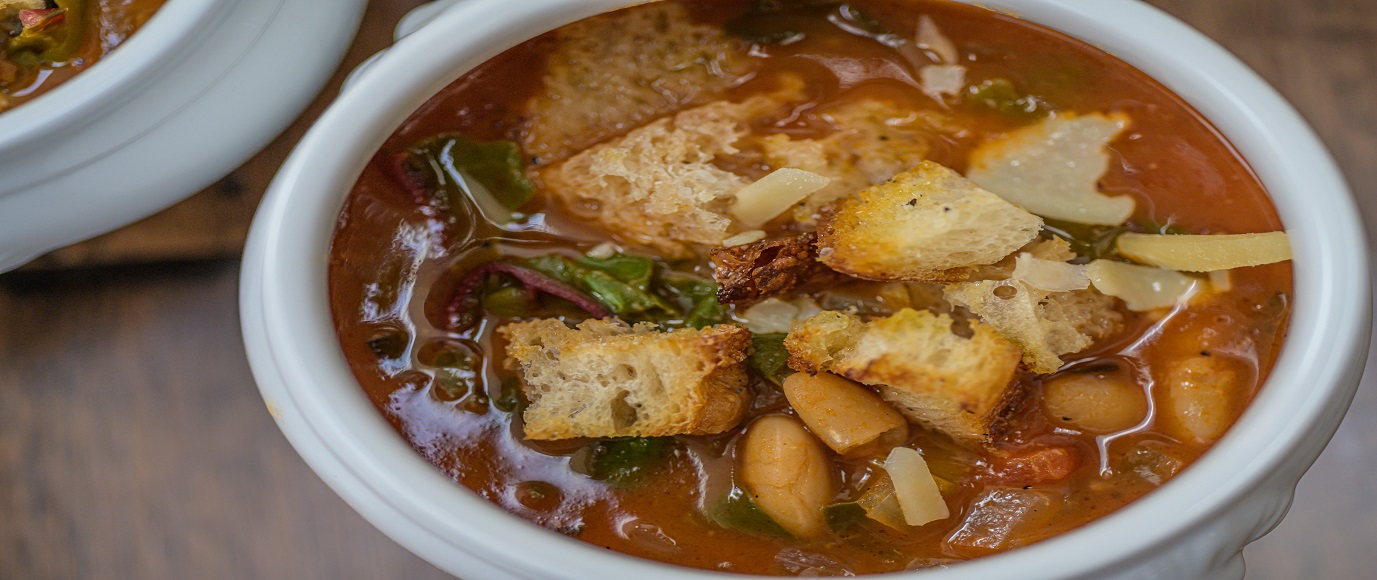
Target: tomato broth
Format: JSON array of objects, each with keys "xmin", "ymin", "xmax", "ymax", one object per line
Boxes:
[{"xmin": 329, "ymin": 0, "xmax": 1291, "ymax": 574}]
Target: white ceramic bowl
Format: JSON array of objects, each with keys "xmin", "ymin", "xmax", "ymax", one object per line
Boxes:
[
  {"xmin": 241, "ymin": 0, "xmax": 1371, "ymax": 578},
  {"xmin": 0, "ymin": 0, "xmax": 368, "ymax": 272}
]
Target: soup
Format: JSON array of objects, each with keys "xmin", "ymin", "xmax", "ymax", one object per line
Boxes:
[
  {"xmin": 329, "ymin": 0, "xmax": 1293, "ymax": 575},
  {"xmin": 1, "ymin": 0, "xmax": 167, "ymax": 113}
]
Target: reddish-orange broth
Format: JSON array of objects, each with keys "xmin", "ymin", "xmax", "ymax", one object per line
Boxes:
[{"xmin": 329, "ymin": 0, "xmax": 1291, "ymax": 574}]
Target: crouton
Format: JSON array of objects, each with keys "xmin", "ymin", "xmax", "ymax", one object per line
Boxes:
[
  {"xmin": 537, "ymin": 97, "xmax": 785, "ymax": 258},
  {"xmin": 785, "ymin": 309, "xmax": 1025, "ymax": 446},
  {"xmin": 500, "ymin": 318, "xmax": 753, "ymax": 440},
  {"xmin": 758, "ymin": 100, "xmax": 958, "ymax": 224},
  {"xmin": 817, "ymin": 161, "xmax": 1044, "ymax": 283},
  {"xmin": 710, "ymin": 232, "xmax": 836, "ymax": 306},
  {"xmin": 521, "ymin": 2, "xmax": 758, "ymax": 165},
  {"xmin": 966, "ymin": 237, "xmax": 1077, "ymax": 281},
  {"xmin": 944, "ymin": 280, "xmax": 1123, "ymax": 374}
]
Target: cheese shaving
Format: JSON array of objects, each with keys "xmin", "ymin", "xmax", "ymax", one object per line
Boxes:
[
  {"xmin": 966, "ymin": 113, "xmax": 1136, "ymax": 226},
  {"xmin": 1087, "ymin": 259, "xmax": 1201, "ymax": 311},
  {"xmin": 884, "ymin": 447, "xmax": 950, "ymax": 527},
  {"xmin": 731, "ymin": 168, "xmax": 831, "ymax": 228},
  {"xmin": 1012, "ymin": 253, "xmax": 1090, "ymax": 292},
  {"xmin": 1116, "ymin": 231, "xmax": 1292, "ymax": 272}
]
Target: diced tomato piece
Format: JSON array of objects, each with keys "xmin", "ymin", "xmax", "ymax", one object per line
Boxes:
[
  {"xmin": 990, "ymin": 446, "xmax": 1081, "ymax": 486},
  {"xmin": 18, "ymin": 8, "xmax": 66, "ymax": 30}
]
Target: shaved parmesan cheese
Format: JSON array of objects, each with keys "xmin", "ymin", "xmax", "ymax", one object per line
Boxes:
[
  {"xmin": 916, "ymin": 15, "xmax": 959, "ymax": 64},
  {"xmin": 585, "ymin": 242, "xmax": 618, "ymax": 259},
  {"xmin": 920, "ymin": 64, "xmax": 967, "ymax": 97},
  {"xmin": 1012, "ymin": 253, "xmax": 1090, "ymax": 292},
  {"xmin": 722, "ymin": 230, "xmax": 767, "ymax": 247},
  {"xmin": 966, "ymin": 113, "xmax": 1136, "ymax": 226},
  {"xmin": 732, "ymin": 168, "xmax": 831, "ymax": 228},
  {"xmin": 1088, "ymin": 259, "xmax": 1201, "ymax": 311},
  {"xmin": 883, "ymin": 447, "xmax": 950, "ymax": 527},
  {"xmin": 742, "ymin": 298, "xmax": 802, "ymax": 333},
  {"xmin": 1209, "ymin": 269, "xmax": 1233, "ymax": 292},
  {"xmin": 1116, "ymin": 231, "xmax": 1292, "ymax": 272}
]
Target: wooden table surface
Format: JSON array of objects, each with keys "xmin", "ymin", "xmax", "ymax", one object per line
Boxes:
[{"xmin": 3, "ymin": 0, "xmax": 1374, "ymax": 577}]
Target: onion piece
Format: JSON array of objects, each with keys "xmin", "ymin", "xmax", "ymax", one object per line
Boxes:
[
  {"xmin": 1116, "ymin": 231, "xmax": 1292, "ymax": 272},
  {"xmin": 966, "ymin": 113, "xmax": 1135, "ymax": 226},
  {"xmin": 585, "ymin": 242, "xmax": 618, "ymax": 259},
  {"xmin": 731, "ymin": 168, "xmax": 831, "ymax": 228},
  {"xmin": 722, "ymin": 230, "xmax": 767, "ymax": 247},
  {"xmin": 920, "ymin": 64, "xmax": 967, "ymax": 97},
  {"xmin": 742, "ymin": 298, "xmax": 802, "ymax": 333},
  {"xmin": 1087, "ymin": 259, "xmax": 1201, "ymax": 311},
  {"xmin": 883, "ymin": 447, "xmax": 950, "ymax": 527},
  {"xmin": 916, "ymin": 15, "xmax": 959, "ymax": 64},
  {"xmin": 1209, "ymin": 269, "xmax": 1233, "ymax": 292},
  {"xmin": 1012, "ymin": 253, "xmax": 1089, "ymax": 292}
]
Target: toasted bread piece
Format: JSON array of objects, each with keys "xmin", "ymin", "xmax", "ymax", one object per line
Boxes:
[
  {"xmin": 500, "ymin": 318, "xmax": 753, "ymax": 440},
  {"xmin": 710, "ymin": 232, "xmax": 837, "ymax": 306},
  {"xmin": 521, "ymin": 3, "xmax": 757, "ymax": 166},
  {"xmin": 817, "ymin": 161, "xmax": 1043, "ymax": 283},
  {"xmin": 785, "ymin": 309, "xmax": 1024, "ymax": 446},
  {"xmin": 758, "ymin": 100, "xmax": 958, "ymax": 224},
  {"xmin": 538, "ymin": 97, "xmax": 789, "ymax": 258},
  {"xmin": 944, "ymin": 280, "xmax": 1122, "ymax": 374}
]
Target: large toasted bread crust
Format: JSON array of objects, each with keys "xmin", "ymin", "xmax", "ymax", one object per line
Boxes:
[
  {"xmin": 501, "ymin": 319, "xmax": 753, "ymax": 440},
  {"xmin": 785, "ymin": 309, "xmax": 1024, "ymax": 446},
  {"xmin": 818, "ymin": 161, "xmax": 1043, "ymax": 283}
]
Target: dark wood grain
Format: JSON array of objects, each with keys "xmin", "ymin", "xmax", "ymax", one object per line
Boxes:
[{"xmin": 2, "ymin": 0, "xmax": 1374, "ymax": 578}]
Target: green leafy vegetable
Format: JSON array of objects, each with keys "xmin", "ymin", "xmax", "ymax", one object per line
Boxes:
[
  {"xmin": 482, "ymin": 285, "xmax": 535, "ymax": 317},
  {"xmin": 419, "ymin": 343, "xmax": 479, "ymax": 401},
  {"xmin": 493, "ymin": 378, "xmax": 525, "ymax": 413},
  {"xmin": 583, "ymin": 437, "xmax": 677, "ymax": 486},
  {"xmin": 524, "ymin": 254, "xmax": 674, "ymax": 318},
  {"xmin": 1042, "ymin": 219, "xmax": 1131, "ymax": 262},
  {"xmin": 406, "ymin": 134, "xmax": 534, "ymax": 212},
  {"xmin": 578, "ymin": 253, "xmax": 656, "ymax": 289},
  {"xmin": 823, "ymin": 501, "xmax": 869, "ymax": 534},
  {"xmin": 509, "ymin": 251, "xmax": 727, "ymax": 328},
  {"xmin": 433, "ymin": 367, "xmax": 475, "ymax": 401},
  {"xmin": 966, "ymin": 78, "xmax": 1047, "ymax": 120},
  {"xmin": 1043, "ymin": 218, "xmax": 1193, "ymax": 262},
  {"xmin": 661, "ymin": 274, "xmax": 726, "ymax": 329},
  {"xmin": 5, "ymin": 1, "xmax": 85, "ymax": 63},
  {"xmin": 748, "ymin": 332, "xmax": 791, "ymax": 384},
  {"xmin": 708, "ymin": 487, "xmax": 794, "ymax": 538}
]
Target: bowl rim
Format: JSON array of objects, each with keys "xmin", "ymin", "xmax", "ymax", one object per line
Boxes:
[{"xmin": 242, "ymin": 0, "xmax": 1371, "ymax": 578}]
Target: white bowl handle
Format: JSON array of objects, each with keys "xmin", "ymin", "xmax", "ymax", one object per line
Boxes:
[{"xmin": 344, "ymin": 0, "xmax": 469, "ymax": 91}]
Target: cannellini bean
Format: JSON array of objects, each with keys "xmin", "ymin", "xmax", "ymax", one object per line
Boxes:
[
  {"xmin": 1041, "ymin": 371, "xmax": 1148, "ymax": 433},
  {"xmin": 782, "ymin": 372, "xmax": 909, "ymax": 457},
  {"xmin": 738, "ymin": 415, "xmax": 837, "ymax": 538},
  {"xmin": 1160, "ymin": 355, "xmax": 1243, "ymax": 444}
]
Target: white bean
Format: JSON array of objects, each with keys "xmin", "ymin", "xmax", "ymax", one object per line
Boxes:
[
  {"xmin": 1041, "ymin": 371, "xmax": 1147, "ymax": 433},
  {"xmin": 1160, "ymin": 355, "xmax": 1242, "ymax": 444},
  {"xmin": 783, "ymin": 372, "xmax": 909, "ymax": 457},
  {"xmin": 738, "ymin": 415, "xmax": 837, "ymax": 538}
]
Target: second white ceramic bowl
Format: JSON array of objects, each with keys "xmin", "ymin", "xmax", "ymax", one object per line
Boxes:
[
  {"xmin": 0, "ymin": 0, "xmax": 367, "ymax": 272},
  {"xmin": 241, "ymin": 0, "xmax": 1370, "ymax": 578}
]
